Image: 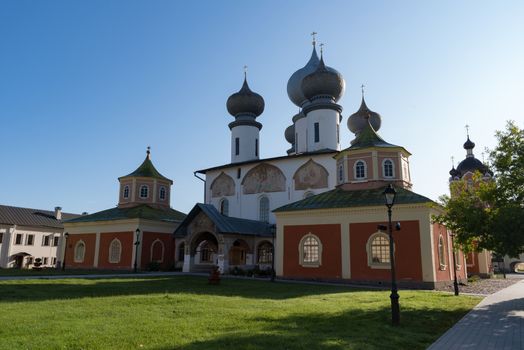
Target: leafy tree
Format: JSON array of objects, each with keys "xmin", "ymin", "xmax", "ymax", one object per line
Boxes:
[{"xmin": 435, "ymin": 121, "xmax": 524, "ymax": 258}]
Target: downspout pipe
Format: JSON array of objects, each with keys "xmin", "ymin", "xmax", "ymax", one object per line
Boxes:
[{"xmin": 193, "ymin": 171, "xmax": 206, "ymax": 204}]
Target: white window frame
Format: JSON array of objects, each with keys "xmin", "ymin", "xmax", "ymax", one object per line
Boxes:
[
  {"xmin": 14, "ymin": 233, "xmax": 23, "ymax": 245},
  {"xmin": 74, "ymin": 240, "xmax": 86, "ymax": 263},
  {"xmin": 150, "ymin": 239, "xmax": 165, "ymax": 263},
  {"xmin": 25, "ymin": 234, "xmax": 35, "ymax": 246},
  {"xmin": 123, "ymin": 185, "xmax": 130, "ymax": 199},
  {"xmin": 109, "ymin": 238, "xmax": 122, "ymax": 264},
  {"xmin": 354, "ymin": 160, "xmax": 367, "ymax": 180},
  {"xmin": 338, "ymin": 164, "xmax": 344, "ymax": 183},
  {"xmin": 367, "ymin": 232, "xmax": 392, "ymax": 269},
  {"xmin": 139, "ymin": 185, "xmax": 149, "ymax": 199},
  {"xmin": 299, "ymin": 233, "xmax": 322, "ymax": 267},
  {"xmin": 382, "ymin": 159, "xmax": 395, "ymax": 178},
  {"xmin": 438, "ymin": 234, "xmax": 447, "ymax": 270}
]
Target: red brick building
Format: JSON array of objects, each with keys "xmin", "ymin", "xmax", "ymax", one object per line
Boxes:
[{"xmin": 62, "ymin": 148, "xmax": 185, "ymax": 270}]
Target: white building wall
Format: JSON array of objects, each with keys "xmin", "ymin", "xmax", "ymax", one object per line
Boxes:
[
  {"xmin": 0, "ymin": 225, "xmax": 63, "ymax": 268},
  {"xmin": 231, "ymin": 125, "xmax": 260, "ymax": 163},
  {"xmin": 205, "ymin": 153, "xmax": 337, "ymax": 224},
  {"xmin": 306, "ymin": 109, "xmax": 340, "ymax": 152},
  {"xmin": 294, "ymin": 117, "xmax": 307, "ymax": 153}
]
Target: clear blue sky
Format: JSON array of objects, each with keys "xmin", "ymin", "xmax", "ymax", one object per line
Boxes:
[{"xmin": 1, "ymin": 1, "xmax": 523, "ymax": 215}]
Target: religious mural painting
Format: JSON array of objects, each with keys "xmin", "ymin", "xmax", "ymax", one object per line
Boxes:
[{"xmin": 242, "ymin": 163, "xmax": 286, "ymax": 194}]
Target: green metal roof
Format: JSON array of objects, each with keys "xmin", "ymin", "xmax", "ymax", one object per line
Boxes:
[
  {"xmin": 65, "ymin": 204, "xmax": 185, "ymax": 224},
  {"xmin": 274, "ymin": 186, "xmax": 433, "ymax": 213},
  {"xmin": 348, "ymin": 119, "xmax": 401, "ymax": 150},
  {"xmin": 119, "ymin": 153, "xmax": 172, "ymax": 183}
]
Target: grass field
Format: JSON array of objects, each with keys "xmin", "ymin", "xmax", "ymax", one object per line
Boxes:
[{"xmin": 0, "ymin": 276, "xmax": 480, "ymax": 350}]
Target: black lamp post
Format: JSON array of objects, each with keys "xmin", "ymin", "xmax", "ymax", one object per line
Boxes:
[
  {"xmin": 134, "ymin": 228, "xmax": 140, "ymax": 273},
  {"xmin": 62, "ymin": 232, "xmax": 69, "ymax": 271},
  {"xmin": 270, "ymin": 224, "xmax": 276, "ymax": 282},
  {"xmin": 383, "ymin": 184, "xmax": 400, "ymax": 326},
  {"xmin": 449, "ymin": 232, "xmax": 460, "ymax": 296}
]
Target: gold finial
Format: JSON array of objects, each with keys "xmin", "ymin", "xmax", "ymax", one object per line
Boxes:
[
  {"xmin": 311, "ymin": 31, "xmax": 317, "ymax": 46},
  {"xmin": 319, "ymin": 43, "xmax": 324, "ymax": 56},
  {"xmin": 361, "ymin": 84, "xmax": 365, "ymax": 98},
  {"xmin": 146, "ymin": 146, "xmax": 151, "ymax": 159},
  {"xmin": 243, "ymin": 65, "xmax": 248, "ymax": 79},
  {"xmin": 465, "ymin": 124, "xmax": 470, "ymax": 138},
  {"xmin": 451, "ymin": 156, "xmax": 455, "ymax": 168}
]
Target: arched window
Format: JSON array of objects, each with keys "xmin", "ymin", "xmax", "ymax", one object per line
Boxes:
[
  {"xmin": 383, "ymin": 159, "xmax": 394, "ymax": 178},
  {"xmin": 220, "ymin": 198, "xmax": 229, "ymax": 216},
  {"xmin": 438, "ymin": 235, "xmax": 446, "ymax": 270},
  {"xmin": 200, "ymin": 242, "xmax": 212, "ymax": 263},
  {"xmin": 259, "ymin": 196, "xmax": 269, "ymax": 222},
  {"xmin": 257, "ymin": 242, "xmax": 273, "ymax": 264},
  {"xmin": 338, "ymin": 164, "xmax": 344, "ymax": 182},
  {"xmin": 150, "ymin": 239, "xmax": 164, "ymax": 263},
  {"xmin": 74, "ymin": 241, "xmax": 86, "ymax": 263},
  {"xmin": 355, "ymin": 160, "xmax": 366, "ymax": 179},
  {"xmin": 299, "ymin": 233, "xmax": 322, "ymax": 266},
  {"xmin": 109, "ymin": 239, "xmax": 122, "ymax": 263},
  {"xmin": 139, "ymin": 185, "xmax": 149, "ymax": 199},
  {"xmin": 304, "ymin": 191, "xmax": 314, "ymax": 199},
  {"xmin": 159, "ymin": 186, "xmax": 166, "ymax": 200},
  {"xmin": 123, "ymin": 185, "xmax": 130, "ymax": 199},
  {"xmin": 367, "ymin": 233, "xmax": 390, "ymax": 267}
]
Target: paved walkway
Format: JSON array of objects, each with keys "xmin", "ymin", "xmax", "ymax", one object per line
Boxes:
[{"xmin": 428, "ymin": 279, "xmax": 524, "ymax": 350}]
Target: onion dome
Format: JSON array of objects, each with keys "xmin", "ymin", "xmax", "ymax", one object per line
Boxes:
[
  {"xmin": 463, "ymin": 137, "xmax": 475, "ymax": 150},
  {"xmin": 301, "ymin": 54, "xmax": 345, "ymax": 102},
  {"xmin": 347, "ymin": 96, "xmax": 382, "ymax": 135},
  {"xmin": 456, "ymin": 157, "xmax": 490, "ymax": 176},
  {"xmin": 287, "ymin": 47, "xmax": 320, "ymax": 107},
  {"xmin": 449, "ymin": 167, "xmax": 459, "ymax": 177},
  {"xmin": 285, "ymin": 124, "xmax": 295, "ymax": 144},
  {"xmin": 226, "ymin": 77, "xmax": 265, "ymax": 117}
]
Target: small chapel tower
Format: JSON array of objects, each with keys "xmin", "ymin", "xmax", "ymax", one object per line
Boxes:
[
  {"xmin": 226, "ymin": 68, "xmax": 265, "ymax": 163},
  {"xmin": 117, "ymin": 147, "xmax": 173, "ymax": 209}
]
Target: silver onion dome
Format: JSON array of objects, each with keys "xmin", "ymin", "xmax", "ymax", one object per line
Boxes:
[
  {"xmin": 226, "ymin": 77, "xmax": 265, "ymax": 117},
  {"xmin": 347, "ymin": 97, "xmax": 381, "ymax": 135},
  {"xmin": 301, "ymin": 55, "xmax": 345, "ymax": 102}
]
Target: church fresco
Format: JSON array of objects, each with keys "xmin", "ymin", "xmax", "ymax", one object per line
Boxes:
[
  {"xmin": 242, "ymin": 163, "xmax": 286, "ymax": 194},
  {"xmin": 293, "ymin": 159, "xmax": 329, "ymax": 190},
  {"xmin": 210, "ymin": 172, "xmax": 235, "ymax": 198}
]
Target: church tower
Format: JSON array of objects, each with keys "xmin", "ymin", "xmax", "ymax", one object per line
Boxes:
[
  {"xmin": 226, "ymin": 71, "xmax": 265, "ymax": 163},
  {"xmin": 286, "ymin": 36, "xmax": 345, "ymax": 154}
]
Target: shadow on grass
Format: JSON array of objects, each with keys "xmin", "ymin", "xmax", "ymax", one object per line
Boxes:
[
  {"xmin": 156, "ymin": 305, "xmax": 475, "ymax": 350},
  {"xmin": 0, "ymin": 275, "xmax": 377, "ymax": 302}
]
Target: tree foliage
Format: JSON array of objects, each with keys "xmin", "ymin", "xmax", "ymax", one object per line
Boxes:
[{"xmin": 435, "ymin": 121, "xmax": 524, "ymax": 257}]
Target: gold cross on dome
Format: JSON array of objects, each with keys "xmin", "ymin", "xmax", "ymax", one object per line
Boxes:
[
  {"xmin": 243, "ymin": 65, "xmax": 248, "ymax": 78},
  {"xmin": 319, "ymin": 43, "xmax": 324, "ymax": 55},
  {"xmin": 361, "ymin": 84, "xmax": 365, "ymax": 97},
  {"xmin": 465, "ymin": 124, "xmax": 470, "ymax": 137}
]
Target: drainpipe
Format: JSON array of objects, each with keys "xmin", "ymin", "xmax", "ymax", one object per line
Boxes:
[{"xmin": 193, "ymin": 171, "xmax": 206, "ymax": 204}]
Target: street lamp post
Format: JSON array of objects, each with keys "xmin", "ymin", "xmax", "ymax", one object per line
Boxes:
[
  {"xmin": 270, "ymin": 224, "xmax": 276, "ymax": 282},
  {"xmin": 134, "ymin": 228, "xmax": 140, "ymax": 273},
  {"xmin": 383, "ymin": 184, "xmax": 400, "ymax": 326},
  {"xmin": 62, "ymin": 232, "xmax": 69, "ymax": 271},
  {"xmin": 449, "ymin": 232, "xmax": 460, "ymax": 296}
]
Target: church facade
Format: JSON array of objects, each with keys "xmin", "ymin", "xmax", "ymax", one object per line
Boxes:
[{"xmin": 175, "ymin": 38, "xmax": 467, "ymax": 288}]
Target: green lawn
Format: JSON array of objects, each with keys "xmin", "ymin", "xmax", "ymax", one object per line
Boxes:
[{"xmin": 0, "ymin": 276, "xmax": 480, "ymax": 350}]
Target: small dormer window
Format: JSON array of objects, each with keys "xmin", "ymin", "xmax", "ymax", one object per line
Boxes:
[
  {"xmin": 123, "ymin": 185, "xmax": 130, "ymax": 199},
  {"xmin": 159, "ymin": 186, "xmax": 166, "ymax": 200},
  {"xmin": 355, "ymin": 160, "xmax": 366, "ymax": 179},
  {"xmin": 140, "ymin": 185, "xmax": 149, "ymax": 199}
]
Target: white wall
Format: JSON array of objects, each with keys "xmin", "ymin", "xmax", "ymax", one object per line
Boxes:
[
  {"xmin": 0, "ymin": 225, "xmax": 63, "ymax": 268},
  {"xmin": 231, "ymin": 125, "xmax": 260, "ymax": 163},
  {"xmin": 205, "ymin": 153, "xmax": 337, "ymax": 224},
  {"xmin": 306, "ymin": 109, "xmax": 340, "ymax": 152}
]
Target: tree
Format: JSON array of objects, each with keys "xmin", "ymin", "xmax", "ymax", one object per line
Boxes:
[{"xmin": 435, "ymin": 121, "xmax": 524, "ymax": 258}]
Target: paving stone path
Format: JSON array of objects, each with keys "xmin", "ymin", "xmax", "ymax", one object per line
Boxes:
[{"xmin": 428, "ymin": 279, "xmax": 524, "ymax": 350}]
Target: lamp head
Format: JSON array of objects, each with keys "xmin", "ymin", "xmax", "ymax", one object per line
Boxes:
[
  {"xmin": 383, "ymin": 184, "xmax": 397, "ymax": 207},
  {"xmin": 64, "ymin": 232, "xmax": 69, "ymax": 239}
]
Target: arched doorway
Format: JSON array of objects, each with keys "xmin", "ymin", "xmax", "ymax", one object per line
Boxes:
[
  {"xmin": 229, "ymin": 239, "xmax": 250, "ymax": 266},
  {"xmin": 256, "ymin": 241, "xmax": 273, "ymax": 267},
  {"xmin": 189, "ymin": 232, "xmax": 218, "ymax": 272}
]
